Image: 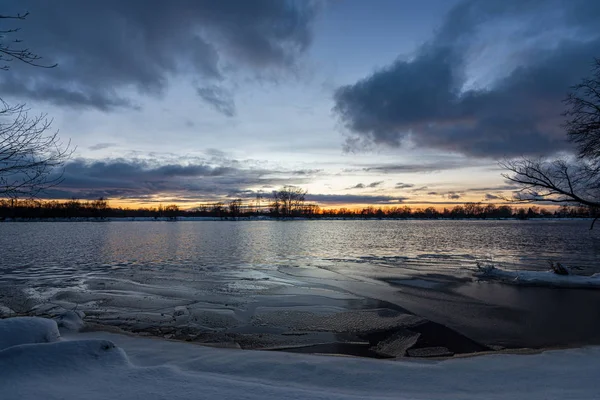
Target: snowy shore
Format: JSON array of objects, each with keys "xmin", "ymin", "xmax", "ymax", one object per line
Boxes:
[{"xmin": 1, "ymin": 316, "xmax": 598, "ymax": 400}]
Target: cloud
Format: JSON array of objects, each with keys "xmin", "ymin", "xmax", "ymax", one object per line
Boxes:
[
  {"xmin": 362, "ymin": 160, "xmax": 472, "ymax": 173},
  {"xmin": 196, "ymin": 86, "xmax": 236, "ymax": 117},
  {"xmin": 484, "ymin": 193, "xmax": 501, "ymax": 200},
  {"xmin": 469, "ymin": 184, "xmax": 520, "ymax": 192},
  {"xmin": 368, "ymin": 181, "xmax": 384, "ymax": 188},
  {"xmin": 333, "ymin": 0, "xmax": 600, "ymax": 157},
  {"xmin": 291, "ymin": 169, "xmax": 323, "ymax": 176},
  {"xmin": 348, "ymin": 183, "xmax": 366, "ymax": 189},
  {"xmin": 445, "ymin": 192, "xmax": 461, "ymax": 200},
  {"xmin": 43, "ymin": 157, "xmax": 314, "ymax": 201},
  {"xmin": 347, "ymin": 181, "xmax": 384, "ymax": 189},
  {"xmin": 88, "ymin": 143, "xmax": 118, "ymax": 151},
  {"xmin": 395, "ymin": 182, "xmax": 415, "ymax": 189},
  {"xmin": 2, "ymin": 0, "xmax": 319, "ymax": 111},
  {"xmin": 305, "ymin": 194, "xmax": 408, "ymax": 205}
]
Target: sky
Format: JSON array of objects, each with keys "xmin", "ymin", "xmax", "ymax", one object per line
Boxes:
[{"xmin": 2, "ymin": 0, "xmax": 600, "ymax": 209}]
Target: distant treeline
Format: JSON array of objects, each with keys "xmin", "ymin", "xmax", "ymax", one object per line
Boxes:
[{"xmin": 0, "ymin": 197, "xmax": 596, "ymax": 220}]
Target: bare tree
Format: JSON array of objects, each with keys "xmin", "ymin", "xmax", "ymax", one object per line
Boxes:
[
  {"xmin": 0, "ymin": 12, "xmax": 71, "ymax": 199},
  {"xmin": 564, "ymin": 58, "xmax": 600, "ymax": 164},
  {"xmin": 501, "ymin": 158, "xmax": 600, "ymax": 208},
  {"xmin": 90, "ymin": 197, "xmax": 109, "ymax": 219},
  {"xmin": 211, "ymin": 202, "xmax": 225, "ymax": 219},
  {"xmin": 228, "ymin": 198, "xmax": 242, "ymax": 219},
  {"xmin": 272, "ymin": 185, "xmax": 307, "ymax": 217},
  {"xmin": 0, "ymin": 102, "xmax": 71, "ymax": 197},
  {"xmin": 501, "ymin": 157, "xmax": 600, "ymax": 227},
  {"xmin": 501, "ymin": 58, "xmax": 600, "ymax": 228},
  {"xmin": 164, "ymin": 204, "xmax": 179, "ymax": 220}
]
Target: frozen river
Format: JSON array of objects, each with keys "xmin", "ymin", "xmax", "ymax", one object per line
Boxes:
[{"xmin": 2, "ymin": 220, "xmax": 600, "ymax": 356}]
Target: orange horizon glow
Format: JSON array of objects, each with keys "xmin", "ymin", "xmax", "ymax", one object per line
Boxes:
[{"xmin": 16, "ymin": 197, "xmax": 561, "ymax": 212}]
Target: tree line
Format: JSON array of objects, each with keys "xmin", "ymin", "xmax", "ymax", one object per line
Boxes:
[{"xmin": 1, "ymin": 196, "xmax": 595, "ymax": 221}]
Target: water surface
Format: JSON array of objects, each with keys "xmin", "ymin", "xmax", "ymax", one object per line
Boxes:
[{"xmin": 1, "ymin": 220, "xmax": 600, "ymax": 351}]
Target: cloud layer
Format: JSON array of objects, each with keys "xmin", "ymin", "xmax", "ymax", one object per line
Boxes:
[
  {"xmin": 44, "ymin": 156, "xmax": 317, "ymax": 202},
  {"xmin": 2, "ymin": 0, "xmax": 319, "ymax": 113},
  {"xmin": 43, "ymin": 157, "xmax": 416, "ymax": 206},
  {"xmin": 333, "ymin": 0, "xmax": 600, "ymax": 157}
]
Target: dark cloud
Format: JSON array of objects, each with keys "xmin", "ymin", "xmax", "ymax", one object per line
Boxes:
[
  {"xmin": 362, "ymin": 160, "xmax": 471, "ymax": 173},
  {"xmin": 43, "ymin": 157, "xmax": 313, "ymax": 201},
  {"xmin": 484, "ymin": 193, "xmax": 501, "ymax": 200},
  {"xmin": 347, "ymin": 181, "xmax": 384, "ymax": 189},
  {"xmin": 403, "ymin": 200, "xmax": 470, "ymax": 205},
  {"xmin": 291, "ymin": 169, "xmax": 323, "ymax": 176},
  {"xmin": 348, "ymin": 183, "xmax": 366, "ymax": 189},
  {"xmin": 445, "ymin": 192, "xmax": 461, "ymax": 200},
  {"xmin": 395, "ymin": 182, "xmax": 415, "ymax": 189},
  {"xmin": 305, "ymin": 194, "xmax": 408, "ymax": 205},
  {"xmin": 196, "ymin": 86, "xmax": 236, "ymax": 117},
  {"xmin": 333, "ymin": 0, "xmax": 600, "ymax": 157},
  {"xmin": 44, "ymin": 158, "xmax": 411, "ymax": 206},
  {"xmin": 469, "ymin": 184, "xmax": 520, "ymax": 192},
  {"xmin": 367, "ymin": 181, "xmax": 384, "ymax": 188},
  {"xmin": 88, "ymin": 143, "xmax": 118, "ymax": 151},
  {"xmin": 2, "ymin": 0, "xmax": 319, "ymax": 110},
  {"xmin": 427, "ymin": 191, "xmax": 439, "ymax": 195}
]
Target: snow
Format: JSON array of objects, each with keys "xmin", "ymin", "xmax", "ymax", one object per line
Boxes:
[
  {"xmin": 474, "ymin": 265, "xmax": 600, "ymax": 288},
  {"xmin": 1, "ymin": 316, "xmax": 599, "ymax": 399},
  {"xmin": 0, "ymin": 317, "xmax": 60, "ymax": 350},
  {"xmin": 55, "ymin": 310, "xmax": 86, "ymax": 332}
]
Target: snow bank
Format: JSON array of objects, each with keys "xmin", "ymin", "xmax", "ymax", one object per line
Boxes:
[
  {"xmin": 55, "ymin": 310, "xmax": 86, "ymax": 332},
  {"xmin": 0, "ymin": 317, "xmax": 599, "ymax": 399},
  {"xmin": 0, "ymin": 317, "xmax": 60, "ymax": 350},
  {"xmin": 474, "ymin": 266, "xmax": 600, "ymax": 288},
  {"xmin": 1, "ymin": 339, "xmax": 129, "ymax": 375}
]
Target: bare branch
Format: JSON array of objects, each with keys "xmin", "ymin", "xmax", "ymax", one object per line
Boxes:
[
  {"xmin": 564, "ymin": 58, "xmax": 600, "ymax": 163},
  {"xmin": 0, "ymin": 11, "xmax": 57, "ymax": 70},
  {"xmin": 0, "ymin": 101, "xmax": 74, "ymax": 198}
]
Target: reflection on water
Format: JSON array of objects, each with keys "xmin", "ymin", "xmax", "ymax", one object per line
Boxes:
[{"xmin": 1, "ymin": 220, "xmax": 600, "ymax": 286}]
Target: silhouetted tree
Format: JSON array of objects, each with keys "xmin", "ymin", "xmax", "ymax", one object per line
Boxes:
[
  {"xmin": 228, "ymin": 198, "xmax": 242, "ymax": 219},
  {"xmin": 64, "ymin": 197, "xmax": 80, "ymax": 218},
  {"xmin": 164, "ymin": 204, "xmax": 179, "ymax": 220},
  {"xmin": 565, "ymin": 59, "xmax": 600, "ymax": 164},
  {"xmin": 501, "ymin": 59, "xmax": 600, "ymax": 227},
  {"xmin": 0, "ymin": 12, "xmax": 71, "ymax": 199},
  {"xmin": 424, "ymin": 206, "xmax": 437, "ymax": 218},
  {"xmin": 254, "ymin": 192, "xmax": 265, "ymax": 214},
  {"xmin": 497, "ymin": 205, "xmax": 513, "ymax": 218},
  {"xmin": 272, "ymin": 186, "xmax": 306, "ymax": 217},
  {"xmin": 90, "ymin": 197, "xmax": 108, "ymax": 219},
  {"xmin": 211, "ymin": 202, "xmax": 225, "ymax": 219}
]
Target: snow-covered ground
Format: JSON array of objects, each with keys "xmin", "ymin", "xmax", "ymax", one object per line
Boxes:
[
  {"xmin": 474, "ymin": 265, "xmax": 600, "ymax": 288},
  {"xmin": 0, "ymin": 316, "xmax": 598, "ymax": 400}
]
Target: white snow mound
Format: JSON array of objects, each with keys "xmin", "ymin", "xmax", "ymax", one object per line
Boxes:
[
  {"xmin": 1, "ymin": 317, "xmax": 599, "ymax": 399},
  {"xmin": 0, "ymin": 339, "xmax": 128, "ymax": 376},
  {"xmin": 56, "ymin": 310, "xmax": 86, "ymax": 332},
  {"xmin": 0, "ymin": 317, "xmax": 61, "ymax": 350}
]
